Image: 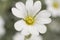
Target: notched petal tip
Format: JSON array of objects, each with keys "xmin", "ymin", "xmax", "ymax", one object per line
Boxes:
[
  {"xmin": 33, "ymin": 1, "xmax": 42, "ymax": 16},
  {"xmin": 39, "ymin": 25, "xmax": 47, "ymax": 34}
]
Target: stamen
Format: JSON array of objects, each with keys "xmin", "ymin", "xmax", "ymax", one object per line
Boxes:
[
  {"xmin": 25, "ymin": 16, "xmax": 34, "ymax": 25},
  {"xmin": 53, "ymin": 2, "xmax": 59, "ymax": 9}
]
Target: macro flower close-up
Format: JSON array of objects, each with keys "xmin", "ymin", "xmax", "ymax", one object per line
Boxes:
[
  {"xmin": 0, "ymin": 0, "xmax": 60, "ymax": 40},
  {"xmin": 12, "ymin": 0, "xmax": 51, "ymax": 36}
]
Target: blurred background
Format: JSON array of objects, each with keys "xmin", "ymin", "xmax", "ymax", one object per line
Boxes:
[{"xmin": 0, "ymin": 0, "xmax": 60, "ymax": 40}]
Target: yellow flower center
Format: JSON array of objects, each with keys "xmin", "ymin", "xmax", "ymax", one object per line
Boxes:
[
  {"xmin": 25, "ymin": 16, "xmax": 34, "ymax": 25},
  {"xmin": 53, "ymin": 2, "xmax": 59, "ymax": 9}
]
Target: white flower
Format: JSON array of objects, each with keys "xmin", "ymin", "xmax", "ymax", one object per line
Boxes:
[
  {"xmin": 45, "ymin": 0, "xmax": 60, "ymax": 17},
  {"xmin": 0, "ymin": 16, "xmax": 5, "ymax": 38},
  {"xmin": 13, "ymin": 32, "xmax": 25, "ymax": 40},
  {"xmin": 13, "ymin": 32, "xmax": 43, "ymax": 40},
  {"xmin": 12, "ymin": 0, "xmax": 51, "ymax": 35}
]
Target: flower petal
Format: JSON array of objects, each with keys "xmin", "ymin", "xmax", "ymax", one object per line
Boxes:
[
  {"xmin": 14, "ymin": 20, "xmax": 24, "ymax": 31},
  {"xmin": 15, "ymin": 2, "xmax": 27, "ymax": 15},
  {"xmin": 36, "ymin": 18, "xmax": 51, "ymax": 24},
  {"xmin": 13, "ymin": 32, "xmax": 24, "ymax": 40},
  {"xmin": 36, "ymin": 10, "xmax": 51, "ymax": 18},
  {"xmin": 26, "ymin": 0, "xmax": 33, "ymax": 15},
  {"xmin": 15, "ymin": 2, "xmax": 25, "ymax": 10},
  {"xmin": 21, "ymin": 29, "xmax": 30, "ymax": 36},
  {"xmin": 28, "ymin": 27, "xmax": 39, "ymax": 35},
  {"xmin": 37, "ymin": 25, "xmax": 47, "ymax": 34},
  {"xmin": 12, "ymin": 8, "xmax": 26, "ymax": 18},
  {"xmin": 32, "ymin": 22, "xmax": 47, "ymax": 34},
  {"xmin": 33, "ymin": 1, "xmax": 41, "ymax": 16}
]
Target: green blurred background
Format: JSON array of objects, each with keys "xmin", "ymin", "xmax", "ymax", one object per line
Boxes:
[{"xmin": 0, "ymin": 0, "xmax": 60, "ymax": 40}]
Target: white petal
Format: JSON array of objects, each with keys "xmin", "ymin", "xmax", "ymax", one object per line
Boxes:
[
  {"xmin": 21, "ymin": 29, "xmax": 30, "ymax": 36},
  {"xmin": 37, "ymin": 25, "xmax": 47, "ymax": 34},
  {"xmin": 14, "ymin": 20, "xmax": 24, "ymax": 31},
  {"xmin": 14, "ymin": 20, "xmax": 30, "ymax": 32},
  {"xmin": 33, "ymin": 1, "xmax": 41, "ymax": 16},
  {"xmin": 15, "ymin": 2, "xmax": 25, "ymax": 10},
  {"xmin": 35, "ymin": 10, "xmax": 52, "ymax": 24},
  {"xmin": 37, "ymin": 10, "xmax": 51, "ymax": 18},
  {"xmin": 13, "ymin": 32, "xmax": 24, "ymax": 40},
  {"xmin": 28, "ymin": 27, "xmax": 39, "ymax": 35},
  {"xmin": 12, "ymin": 8, "xmax": 26, "ymax": 18},
  {"xmin": 33, "ymin": 22, "xmax": 47, "ymax": 34},
  {"xmin": 36, "ymin": 17, "xmax": 51, "ymax": 24},
  {"xmin": 29, "ymin": 35, "xmax": 43, "ymax": 40},
  {"xmin": 40, "ymin": 18, "xmax": 51, "ymax": 24},
  {"xmin": 26, "ymin": 0, "xmax": 33, "ymax": 15},
  {"xmin": 15, "ymin": 2, "xmax": 27, "ymax": 15}
]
